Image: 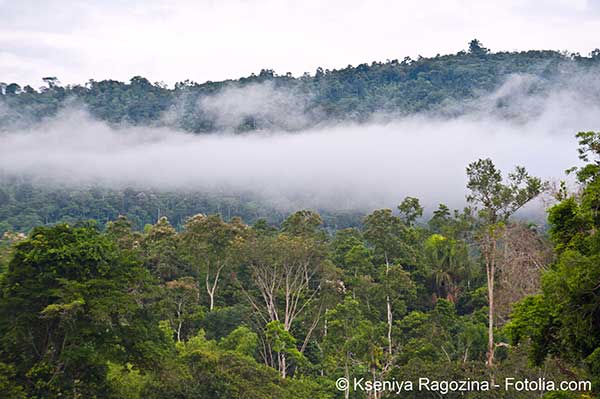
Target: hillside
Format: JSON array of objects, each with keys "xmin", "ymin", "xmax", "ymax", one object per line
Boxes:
[{"xmin": 2, "ymin": 40, "xmax": 599, "ymax": 133}]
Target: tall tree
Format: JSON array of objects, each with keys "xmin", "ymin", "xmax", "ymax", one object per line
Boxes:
[
  {"xmin": 162, "ymin": 277, "xmax": 201, "ymax": 342},
  {"xmin": 181, "ymin": 214, "xmax": 248, "ymax": 311},
  {"xmin": 363, "ymin": 208, "xmax": 418, "ymax": 360},
  {"xmin": 465, "ymin": 158, "xmax": 544, "ymax": 367},
  {"xmin": 141, "ymin": 217, "xmax": 188, "ymax": 281},
  {"xmin": 237, "ymin": 211, "xmax": 327, "ymax": 378},
  {"xmin": 323, "ymin": 297, "xmax": 377, "ymax": 399},
  {"xmin": 398, "ymin": 196, "xmax": 423, "ymax": 226}
]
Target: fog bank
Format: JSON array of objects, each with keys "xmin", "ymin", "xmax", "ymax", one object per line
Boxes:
[{"xmin": 0, "ymin": 73, "xmax": 597, "ymax": 212}]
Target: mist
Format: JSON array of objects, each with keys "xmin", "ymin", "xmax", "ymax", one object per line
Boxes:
[{"xmin": 0, "ymin": 72, "xmax": 598, "ymax": 214}]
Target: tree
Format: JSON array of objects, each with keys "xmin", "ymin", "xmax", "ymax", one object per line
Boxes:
[
  {"xmin": 468, "ymin": 39, "xmax": 489, "ymax": 56},
  {"xmin": 380, "ymin": 266, "xmax": 415, "ymax": 316},
  {"xmin": 398, "ymin": 196, "xmax": 423, "ymax": 226},
  {"xmin": 363, "ymin": 209, "xmax": 418, "ymax": 359},
  {"xmin": 219, "ymin": 325, "xmax": 258, "ymax": 358},
  {"xmin": 342, "ymin": 243, "xmax": 376, "ymax": 302},
  {"xmin": 508, "ymin": 132, "xmax": 600, "ymax": 393},
  {"xmin": 494, "ymin": 223, "xmax": 552, "ymax": 324},
  {"xmin": 4, "ymin": 83, "xmax": 20, "ymax": 95},
  {"xmin": 42, "ymin": 77, "xmax": 60, "ymax": 89},
  {"xmin": 323, "ymin": 297, "xmax": 377, "ymax": 399},
  {"xmin": 0, "ymin": 224, "xmax": 169, "ymax": 397},
  {"xmin": 181, "ymin": 214, "xmax": 248, "ymax": 311},
  {"xmin": 0, "ymin": 362, "xmax": 26, "ymax": 399},
  {"xmin": 0, "ymin": 232, "xmax": 26, "ymax": 275},
  {"xmin": 162, "ymin": 277, "xmax": 202, "ymax": 342},
  {"xmin": 237, "ymin": 212, "xmax": 327, "ymax": 377},
  {"xmin": 424, "ymin": 233, "xmax": 472, "ymax": 302},
  {"xmin": 141, "ymin": 217, "xmax": 188, "ymax": 281},
  {"xmin": 281, "ymin": 210, "xmax": 324, "ymax": 238},
  {"xmin": 106, "ymin": 215, "xmax": 141, "ymax": 250},
  {"xmin": 466, "ymin": 158, "xmax": 544, "ymax": 367},
  {"xmin": 264, "ymin": 321, "xmax": 305, "ymax": 378}
]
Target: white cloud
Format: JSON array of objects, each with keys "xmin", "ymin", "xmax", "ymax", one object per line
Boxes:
[
  {"xmin": 197, "ymin": 81, "xmax": 315, "ymax": 131},
  {"xmin": 0, "ymin": 71, "xmax": 596, "ymax": 213}
]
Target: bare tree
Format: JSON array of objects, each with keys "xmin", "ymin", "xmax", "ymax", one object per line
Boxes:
[
  {"xmin": 495, "ymin": 223, "xmax": 552, "ymax": 324},
  {"xmin": 237, "ymin": 233, "xmax": 324, "ymax": 378}
]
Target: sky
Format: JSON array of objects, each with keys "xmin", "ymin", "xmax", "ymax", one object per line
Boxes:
[{"xmin": 1, "ymin": 0, "xmax": 600, "ymax": 87}]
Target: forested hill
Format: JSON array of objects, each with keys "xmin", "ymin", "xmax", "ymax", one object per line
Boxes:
[{"xmin": 2, "ymin": 40, "xmax": 600, "ymax": 132}]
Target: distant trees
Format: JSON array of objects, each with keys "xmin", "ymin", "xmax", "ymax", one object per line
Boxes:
[
  {"xmin": 468, "ymin": 39, "xmax": 489, "ymax": 56},
  {"xmin": 1, "ymin": 42, "xmax": 598, "ymax": 134}
]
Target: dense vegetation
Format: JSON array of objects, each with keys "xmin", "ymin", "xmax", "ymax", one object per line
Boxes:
[
  {"xmin": 0, "ymin": 131, "xmax": 598, "ymax": 398},
  {"xmin": 2, "ymin": 40, "xmax": 600, "ymax": 236},
  {"xmin": 0, "ymin": 181, "xmax": 364, "ymax": 237},
  {"xmin": 1, "ymin": 40, "xmax": 599, "ymax": 133},
  {"xmin": 1, "ymin": 40, "xmax": 599, "ymax": 397}
]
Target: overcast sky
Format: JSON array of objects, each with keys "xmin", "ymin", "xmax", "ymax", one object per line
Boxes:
[{"xmin": 1, "ymin": 0, "xmax": 600, "ymax": 87}]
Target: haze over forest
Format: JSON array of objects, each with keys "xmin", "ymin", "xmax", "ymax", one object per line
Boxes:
[
  {"xmin": 1, "ymin": 8, "xmax": 600, "ymax": 395},
  {"xmin": 1, "ymin": 41, "xmax": 600, "ymax": 231}
]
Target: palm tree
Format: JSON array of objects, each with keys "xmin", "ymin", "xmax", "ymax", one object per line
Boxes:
[{"xmin": 425, "ymin": 234, "xmax": 471, "ymax": 302}]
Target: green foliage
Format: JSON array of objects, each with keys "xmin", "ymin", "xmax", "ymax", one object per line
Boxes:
[
  {"xmin": 0, "ymin": 224, "xmax": 171, "ymax": 397},
  {"xmin": 323, "ymin": 297, "xmax": 378, "ymax": 379},
  {"xmin": 398, "ymin": 196, "xmax": 423, "ymax": 226},
  {"xmin": 219, "ymin": 325, "xmax": 258, "ymax": 358},
  {"xmin": 106, "ymin": 362, "xmax": 150, "ymax": 399},
  {"xmin": 2, "ymin": 43, "xmax": 598, "ymax": 133},
  {"xmin": 424, "ymin": 233, "xmax": 473, "ymax": 301},
  {"xmin": 281, "ymin": 210, "xmax": 324, "ymax": 238},
  {"xmin": 0, "ymin": 362, "xmax": 26, "ymax": 399},
  {"xmin": 509, "ymin": 131, "xmax": 600, "ymax": 394},
  {"xmin": 0, "ymin": 132, "xmax": 596, "ymax": 396},
  {"xmin": 265, "ymin": 321, "xmax": 305, "ymax": 365},
  {"xmin": 466, "ymin": 158, "xmax": 545, "ymax": 223},
  {"xmin": 363, "ymin": 208, "xmax": 419, "ymax": 267},
  {"xmin": 0, "ymin": 181, "xmax": 361, "ymax": 237}
]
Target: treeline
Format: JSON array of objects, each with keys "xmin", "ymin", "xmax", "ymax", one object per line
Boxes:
[
  {"xmin": 0, "ymin": 132, "xmax": 599, "ymax": 398},
  {"xmin": 2, "ymin": 40, "xmax": 600, "ymax": 132},
  {"xmin": 0, "ymin": 181, "xmax": 363, "ymax": 236}
]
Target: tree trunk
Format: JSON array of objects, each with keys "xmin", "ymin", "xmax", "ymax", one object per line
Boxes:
[
  {"xmin": 208, "ymin": 290, "xmax": 214, "ymax": 312},
  {"xmin": 385, "ymin": 253, "xmax": 393, "ymax": 356},
  {"xmin": 176, "ymin": 301, "xmax": 183, "ymax": 342},
  {"xmin": 176, "ymin": 321, "xmax": 182, "ymax": 343},
  {"xmin": 280, "ymin": 352, "xmax": 287, "ymax": 379},
  {"xmin": 205, "ymin": 262, "xmax": 225, "ymax": 312},
  {"xmin": 386, "ymin": 296, "xmax": 392, "ymax": 355},
  {"xmin": 485, "ymin": 238, "xmax": 496, "ymax": 367},
  {"xmin": 344, "ymin": 361, "xmax": 350, "ymax": 399}
]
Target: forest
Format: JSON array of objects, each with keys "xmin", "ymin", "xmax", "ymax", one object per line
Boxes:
[
  {"xmin": 0, "ymin": 41, "xmax": 599, "ymax": 398},
  {"xmin": 1, "ymin": 40, "xmax": 599, "ymax": 134},
  {"xmin": 0, "ymin": 130, "xmax": 598, "ymax": 398},
  {"xmin": 2, "ymin": 40, "xmax": 600, "ymax": 236}
]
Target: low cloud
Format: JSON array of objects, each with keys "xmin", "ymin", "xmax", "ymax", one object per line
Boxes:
[
  {"xmin": 0, "ymin": 72, "xmax": 597, "ymax": 215},
  {"xmin": 198, "ymin": 81, "xmax": 316, "ymax": 131}
]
